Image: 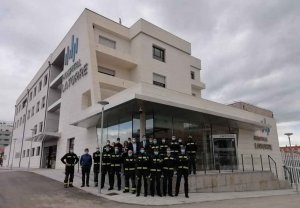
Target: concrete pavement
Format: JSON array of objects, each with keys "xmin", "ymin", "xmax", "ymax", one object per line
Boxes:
[{"xmin": 1, "ymin": 169, "xmax": 300, "ymax": 208}]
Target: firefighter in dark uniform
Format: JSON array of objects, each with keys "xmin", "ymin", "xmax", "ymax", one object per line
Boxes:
[
  {"xmin": 61, "ymin": 148, "xmax": 79, "ymax": 188},
  {"xmin": 186, "ymin": 136, "xmax": 197, "ymax": 174},
  {"xmin": 109, "ymin": 147, "xmax": 122, "ymax": 190},
  {"xmin": 93, "ymin": 147, "xmax": 101, "ymax": 187},
  {"xmin": 149, "ymin": 138, "xmax": 160, "ymax": 155},
  {"xmin": 123, "ymin": 150, "xmax": 136, "ymax": 194},
  {"xmin": 103, "ymin": 140, "xmax": 113, "ymax": 153},
  {"xmin": 170, "ymin": 136, "xmax": 180, "ymax": 156},
  {"xmin": 149, "ymin": 148, "xmax": 163, "ymax": 197},
  {"xmin": 159, "ymin": 138, "xmax": 168, "ymax": 156},
  {"xmin": 100, "ymin": 146, "xmax": 111, "ymax": 189},
  {"xmin": 162, "ymin": 147, "xmax": 176, "ymax": 197},
  {"xmin": 175, "ymin": 147, "xmax": 190, "ymax": 198},
  {"xmin": 136, "ymin": 147, "xmax": 150, "ymax": 197}
]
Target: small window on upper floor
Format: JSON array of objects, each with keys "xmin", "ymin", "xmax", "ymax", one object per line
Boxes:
[
  {"xmin": 153, "ymin": 45, "xmax": 165, "ymax": 62},
  {"xmin": 99, "ymin": 35, "xmax": 116, "ymax": 49},
  {"xmin": 41, "ymin": 96, "xmax": 46, "ymax": 109},
  {"xmin": 98, "ymin": 66, "xmax": 115, "ymax": 77},
  {"xmin": 153, "ymin": 73, "xmax": 166, "ymax": 88},
  {"xmin": 33, "ymin": 87, "xmax": 37, "ymax": 97},
  {"xmin": 29, "ymin": 92, "xmax": 33, "ymax": 101},
  {"xmin": 44, "ymin": 75, "xmax": 48, "ymax": 87},
  {"xmin": 191, "ymin": 71, "xmax": 195, "ymax": 80},
  {"xmin": 38, "ymin": 81, "xmax": 42, "ymax": 92}
]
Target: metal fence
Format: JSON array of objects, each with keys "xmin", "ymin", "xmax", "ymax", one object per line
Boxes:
[{"xmin": 281, "ymin": 152, "xmax": 300, "ymax": 185}]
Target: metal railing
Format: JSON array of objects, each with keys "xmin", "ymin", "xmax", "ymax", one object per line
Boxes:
[{"xmin": 200, "ymin": 153, "xmax": 278, "ymax": 178}]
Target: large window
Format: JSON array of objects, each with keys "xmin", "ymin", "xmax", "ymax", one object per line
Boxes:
[
  {"xmin": 41, "ymin": 97, "xmax": 46, "ymax": 109},
  {"xmin": 44, "ymin": 75, "xmax": 48, "ymax": 86},
  {"xmin": 191, "ymin": 71, "xmax": 195, "ymax": 80},
  {"xmin": 153, "ymin": 45, "xmax": 165, "ymax": 62},
  {"xmin": 99, "ymin": 36, "xmax": 116, "ymax": 49},
  {"xmin": 67, "ymin": 138, "xmax": 75, "ymax": 152},
  {"xmin": 153, "ymin": 73, "xmax": 166, "ymax": 88},
  {"xmin": 36, "ymin": 146, "xmax": 40, "ymax": 156}
]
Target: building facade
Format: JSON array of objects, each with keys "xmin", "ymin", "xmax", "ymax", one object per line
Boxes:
[
  {"xmin": 0, "ymin": 121, "xmax": 13, "ymax": 156},
  {"xmin": 3, "ymin": 9, "xmax": 284, "ymax": 179}
]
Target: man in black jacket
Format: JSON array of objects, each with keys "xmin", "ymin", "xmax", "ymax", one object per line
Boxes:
[
  {"xmin": 186, "ymin": 136, "xmax": 197, "ymax": 174},
  {"xmin": 175, "ymin": 147, "xmax": 190, "ymax": 198},
  {"xmin": 136, "ymin": 147, "xmax": 150, "ymax": 197},
  {"xmin": 61, "ymin": 148, "xmax": 79, "ymax": 188},
  {"xmin": 162, "ymin": 147, "xmax": 176, "ymax": 197},
  {"xmin": 93, "ymin": 147, "xmax": 101, "ymax": 187},
  {"xmin": 101, "ymin": 146, "xmax": 111, "ymax": 189},
  {"xmin": 149, "ymin": 149, "xmax": 163, "ymax": 197},
  {"xmin": 109, "ymin": 147, "xmax": 122, "ymax": 190},
  {"xmin": 123, "ymin": 150, "xmax": 136, "ymax": 194}
]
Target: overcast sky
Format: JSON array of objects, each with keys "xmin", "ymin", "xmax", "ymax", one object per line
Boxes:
[{"xmin": 1, "ymin": 0, "xmax": 299, "ymax": 146}]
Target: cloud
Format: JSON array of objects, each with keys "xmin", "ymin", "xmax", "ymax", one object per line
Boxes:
[{"xmin": 0, "ymin": 0, "xmax": 299, "ymax": 146}]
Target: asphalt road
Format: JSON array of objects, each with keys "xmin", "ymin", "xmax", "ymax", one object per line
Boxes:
[{"xmin": 0, "ymin": 170, "xmax": 300, "ymax": 208}]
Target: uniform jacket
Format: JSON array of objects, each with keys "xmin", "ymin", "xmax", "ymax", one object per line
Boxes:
[
  {"xmin": 123, "ymin": 155, "xmax": 136, "ymax": 173},
  {"xmin": 93, "ymin": 151, "xmax": 101, "ymax": 164},
  {"xmin": 186, "ymin": 139, "xmax": 197, "ymax": 156},
  {"xmin": 136, "ymin": 153, "xmax": 150, "ymax": 173},
  {"xmin": 149, "ymin": 154, "xmax": 163, "ymax": 174},
  {"xmin": 176, "ymin": 153, "xmax": 189, "ymax": 173},
  {"xmin": 162, "ymin": 154, "xmax": 176, "ymax": 174},
  {"xmin": 61, "ymin": 152, "xmax": 79, "ymax": 166}
]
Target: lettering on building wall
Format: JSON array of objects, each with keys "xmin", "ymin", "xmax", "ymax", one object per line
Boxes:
[
  {"xmin": 62, "ymin": 59, "xmax": 88, "ymax": 93},
  {"xmin": 254, "ymin": 143, "xmax": 272, "ymax": 150},
  {"xmin": 253, "ymin": 136, "xmax": 268, "ymax": 142}
]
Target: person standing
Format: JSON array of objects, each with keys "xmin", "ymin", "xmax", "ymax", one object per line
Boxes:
[
  {"xmin": 101, "ymin": 146, "xmax": 111, "ymax": 188},
  {"xmin": 61, "ymin": 148, "xmax": 79, "ymax": 188},
  {"xmin": 149, "ymin": 149, "xmax": 163, "ymax": 197},
  {"xmin": 93, "ymin": 147, "xmax": 101, "ymax": 187},
  {"xmin": 159, "ymin": 138, "xmax": 168, "ymax": 156},
  {"xmin": 186, "ymin": 136, "xmax": 197, "ymax": 174},
  {"xmin": 114, "ymin": 138, "xmax": 123, "ymax": 153},
  {"xmin": 109, "ymin": 147, "xmax": 122, "ymax": 190},
  {"xmin": 103, "ymin": 140, "xmax": 113, "ymax": 153},
  {"xmin": 136, "ymin": 147, "xmax": 150, "ymax": 197},
  {"xmin": 139, "ymin": 135, "xmax": 150, "ymax": 152},
  {"xmin": 149, "ymin": 138, "xmax": 160, "ymax": 155},
  {"xmin": 132, "ymin": 138, "xmax": 140, "ymax": 155},
  {"xmin": 175, "ymin": 147, "xmax": 190, "ymax": 198},
  {"xmin": 127, "ymin": 138, "xmax": 133, "ymax": 152},
  {"xmin": 80, "ymin": 148, "xmax": 92, "ymax": 187},
  {"xmin": 123, "ymin": 150, "xmax": 136, "ymax": 194},
  {"xmin": 162, "ymin": 147, "xmax": 176, "ymax": 197},
  {"xmin": 170, "ymin": 136, "xmax": 180, "ymax": 156}
]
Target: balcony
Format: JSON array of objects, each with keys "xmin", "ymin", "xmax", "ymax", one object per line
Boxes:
[
  {"xmin": 96, "ymin": 45, "xmax": 137, "ymax": 70},
  {"xmin": 47, "ymin": 98, "xmax": 61, "ymax": 112},
  {"xmin": 191, "ymin": 80, "xmax": 206, "ymax": 90},
  {"xmin": 49, "ymin": 71, "xmax": 63, "ymax": 89}
]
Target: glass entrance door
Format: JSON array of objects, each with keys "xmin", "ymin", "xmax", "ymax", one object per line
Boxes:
[{"xmin": 212, "ymin": 134, "xmax": 237, "ymax": 170}]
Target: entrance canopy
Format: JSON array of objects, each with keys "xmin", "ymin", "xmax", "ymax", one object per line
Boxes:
[
  {"xmin": 25, "ymin": 132, "xmax": 60, "ymax": 143},
  {"xmin": 71, "ymin": 82, "xmax": 269, "ymax": 131}
]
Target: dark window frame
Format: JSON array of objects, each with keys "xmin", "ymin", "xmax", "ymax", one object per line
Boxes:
[{"xmin": 152, "ymin": 45, "xmax": 165, "ymax": 62}]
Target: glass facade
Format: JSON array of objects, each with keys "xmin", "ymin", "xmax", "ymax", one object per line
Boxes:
[{"xmin": 96, "ymin": 99, "xmax": 239, "ymax": 171}]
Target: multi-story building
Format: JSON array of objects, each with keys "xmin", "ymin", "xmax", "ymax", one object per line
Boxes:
[
  {"xmin": 0, "ymin": 121, "xmax": 13, "ymax": 155},
  {"xmin": 3, "ymin": 9, "xmax": 284, "ymax": 180}
]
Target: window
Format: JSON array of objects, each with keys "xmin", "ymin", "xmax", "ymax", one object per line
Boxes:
[
  {"xmin": 29, "ymin": 92, "xmax": 32, "ymax": 101},
  {"xmin": 33, "ymin": 87, "xmax": 37, "ymax": 97},
  {"xmin": 20, "ymin": 116, "xmax": 22, "ymax": 125},
  {"xmin": 36, "ymin": 102, "xmax": 40, "ymax": 113},
  {"xmin": 192, "ymin": 93, "xmax": 196, "ymax": 97},
  {"xmin": 31, "ymin": 106, "xmax": 34, "ymax": 116},
  {"xmin": 27, "ymin": 110, "xmax": 30, "ymax": 119},
  {"xmin": 22, "ymin": 150, "xmax": 26, "ymax": 158},
  {"xmin": 191, "ymin": 71, "xmax": 195, "ymax": 80},
  {"xmin": 26, "ymin": 149, "xmax": 30, "ymax": 157},
  {"xmin": 23, "ymin": 114, "xmax": 26, "ymax": 123},
  {"xmin": 67, "ymin": 138, "xmax": 75, "ymax": 152},
  {"xmin": 39, "ymin": 122, "xmax": 43, "ymax": 132},
  {"xmin": 31, "ymin": 148, "xmax": 35, "ymax": 156},
  {"xmin": 99, "ymin": 36, "xmax": 116, "ymax": 49},
  {"xmin": 33, "ymin": 125, "xmax": 37, "ymax": 134},
  {"xmin": 153, "ymin": 45, "xmax": 165, "ymax": 62},
  {"xmin": 36, "ymin": 146, "xmax": 40, "ymax": 156},
  {"xmin": 153, "ymin": 73, "xmax": 166, "ymax": 88},
  {"xmin": 41, "ymin": 97, "xmax": 46, "ymax": 109},
  {"xmin": 98, "ymin": 66, "xmax": 115, "ymax": 76},
  {"xmin": 44, "ymin": 75, "xmax": 48, "ymax": 86},
  {"xmin": 38, "ymin": 81, "xmax": 42, "ymax": 92}
]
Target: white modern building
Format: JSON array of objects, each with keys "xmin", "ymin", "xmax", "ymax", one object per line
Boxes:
[{"xmin": 3, "ymin": 9, "xmax": 284, "ymax": 180}]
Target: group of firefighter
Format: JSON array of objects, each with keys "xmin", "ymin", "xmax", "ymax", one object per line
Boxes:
[{"xmin": 62, "ymin": 135, "xmax": 197, "ymax": 198}]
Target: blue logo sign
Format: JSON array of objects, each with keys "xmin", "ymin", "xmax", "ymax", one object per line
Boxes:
[
  {"xmin": 64, "ymin": 35, "xmax": 78, "ymax": 65},
  {"xmin": 261, "ymin": 118, "xmax": 271, "ymax": 136}
]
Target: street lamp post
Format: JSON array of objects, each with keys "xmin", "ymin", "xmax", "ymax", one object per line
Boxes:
[
  {"xmin": 97, "ymin": 100, "xmax": 109, "ymax": 194},
  {"xmin": 285, "ymin": 133, "xmax": 298, "ymax": 192},
  {"xmin": 28, "ymin": 128, "xmax": 36, "ymax": 169},
  {"xmin": 10, "ymin": 138, "xmax": 17, "ymax": 170}
]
